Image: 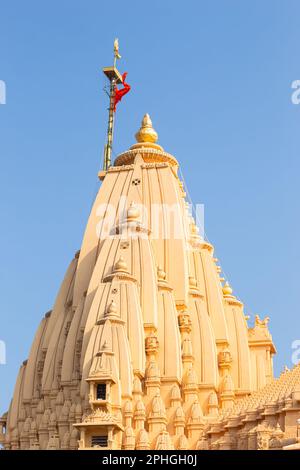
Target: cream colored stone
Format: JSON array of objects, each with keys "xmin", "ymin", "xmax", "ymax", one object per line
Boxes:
[{"xmin": 2, "ymin": 115, "xmax": 299, "ymax": 451}]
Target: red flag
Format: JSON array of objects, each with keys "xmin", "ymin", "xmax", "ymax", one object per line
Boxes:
[{"xmin": 114, "ymin": 72, "xmax": 131, "ymax": 112}]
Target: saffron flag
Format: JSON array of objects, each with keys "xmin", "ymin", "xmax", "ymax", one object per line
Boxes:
[{"xmin": 114, "ymin": 72, "xmax": 131, "ymax": 111}]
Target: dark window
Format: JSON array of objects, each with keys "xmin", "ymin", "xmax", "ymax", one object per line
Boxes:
[
  {"xmin": 91, "ymin": 435, "xmax": 108, "ymax": 447},
  {"xmin": 96, "ymin": 383, "xmax": 106, "ymax": 400}
]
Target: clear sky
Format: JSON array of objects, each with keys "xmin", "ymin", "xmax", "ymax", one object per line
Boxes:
[{"xmin": 0, "ymin": 0, "xmax": 299, "ymax": 413}]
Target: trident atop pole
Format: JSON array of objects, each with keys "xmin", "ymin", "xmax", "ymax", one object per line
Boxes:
[
  {"xmin": 113, "ymin": 38, "xmax": 121, "ymax": 68},
  {"xmin": 102, "ymin": 39, "xmax": 130, "ymax": 172}
]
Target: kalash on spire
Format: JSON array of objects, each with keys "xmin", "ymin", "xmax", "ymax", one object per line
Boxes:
[{"xmin": 2, "ymin": 41, "xmax": 300, "ymax": 452}]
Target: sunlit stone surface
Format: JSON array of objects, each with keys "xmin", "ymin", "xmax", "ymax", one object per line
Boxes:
[{"xmin": 1, "ymin": 116, "xmax": 299, "ymax": 451}]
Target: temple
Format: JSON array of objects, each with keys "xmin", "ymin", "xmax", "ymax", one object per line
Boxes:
[{"xmin": 1, "ymin": 112, "xmax": 300, "ymax": 450}]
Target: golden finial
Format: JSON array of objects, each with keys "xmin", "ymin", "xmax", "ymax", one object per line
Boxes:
[
  {"xmin": 189, "ymin": 276, "xmax": 197, "ymax": 288},
  {"xmin": 107, "ymin": 300, "xmax": 117, "ymax": 314},
  {"xmin": 114, "ymin": 256, "xmax": 128, "ymax": 272},
  {"xmin": 157, "ymin": 266, "xmax": 166, "ymax": 281},
  {"xmin": 102, "ymin": 340, "xmax": 110, "ymax": 350},
  {"xmin": 135, "ymin": 114, "xmax": 158, "ymax": 144},
  {"xmin": 127, "ymin": 201, "xmax": 140, "ymax": 221},
  {"xmin": 222, "ymin": 282, "xmax": 233, "ymax": 296}
]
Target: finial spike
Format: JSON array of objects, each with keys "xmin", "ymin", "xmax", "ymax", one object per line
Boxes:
[{"xmin": 135, "ymin": 114, "xmax": 158, "ymax": 143}]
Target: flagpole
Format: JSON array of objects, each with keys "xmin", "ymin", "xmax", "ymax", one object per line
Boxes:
[
  {"xmin": 102, "ymin": 41, "xmax": 123, "ymax": 171},
  {"xmin": 104, "ymin": 76, "xmax": 116, "ymax": 171}
]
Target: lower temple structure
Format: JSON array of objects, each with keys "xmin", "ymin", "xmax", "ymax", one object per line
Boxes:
[{"xmin": 1, "ymin": 114, "xmax": 299, "ymax": 450}]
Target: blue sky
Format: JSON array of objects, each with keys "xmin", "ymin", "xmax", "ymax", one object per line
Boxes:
[{"xmin": 0, "ymin": 0, "xmax": 299, "ymax": 413}]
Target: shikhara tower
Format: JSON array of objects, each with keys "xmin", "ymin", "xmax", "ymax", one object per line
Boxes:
[{"xmin": 1, "ymin": 50, "xmax": 300, "ymax": 451}]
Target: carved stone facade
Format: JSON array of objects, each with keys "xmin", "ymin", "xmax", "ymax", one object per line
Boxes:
[{"xmin": 1, "ymin": 115, "xmax": 299, "ymax": 450}]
